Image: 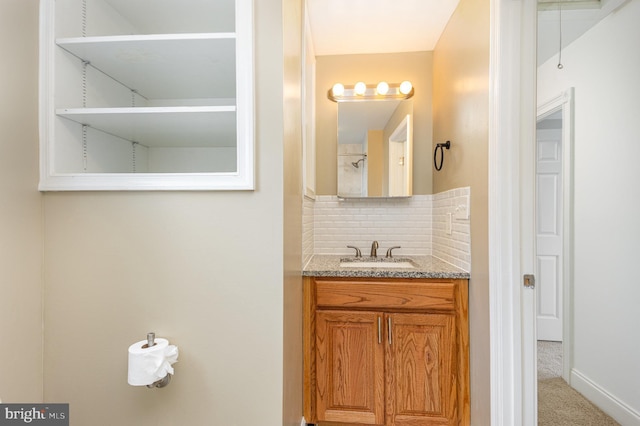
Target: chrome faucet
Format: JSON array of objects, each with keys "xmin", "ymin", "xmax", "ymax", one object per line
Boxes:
[{"xmin": 370, "ymin": 241, "xmax": 379, "ymax": 258}]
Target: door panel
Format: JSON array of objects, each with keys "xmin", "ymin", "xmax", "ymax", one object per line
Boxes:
[
  {"xmin": 386, "ymin": 313, "xmax": 457, "ymax": 426},
  {"xmin": 315, "ymin": 310, "xmax": 385, "ymax": 425}
]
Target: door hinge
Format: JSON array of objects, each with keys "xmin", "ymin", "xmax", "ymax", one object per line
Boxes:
[{"xmin": 523, "ymin": 274, "xmax": 536, "ymax": 289}]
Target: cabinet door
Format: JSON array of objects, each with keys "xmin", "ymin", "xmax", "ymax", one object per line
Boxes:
[
  {"xmin": 316, "ymin": 310, "xmax": 385, "ymax": 425},
  {"xmin": 386, "ymin": 313, "xmax": 457, "ymax": 426}
]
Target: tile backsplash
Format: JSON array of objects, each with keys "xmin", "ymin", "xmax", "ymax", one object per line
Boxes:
[
  {"xmin": 432, "ymin": 187, "xmax": 471, "ymax": 272},
  {"xmin": 313, "ymin": 195, "xmax": 432, "ymax": 257},
  {"xmin": 303, "ymin": 187, "xmax": 471, "ymax": 271},
  {"xmin": 302, "ymin": 196, "xmax": 315, "ymax": 266}
]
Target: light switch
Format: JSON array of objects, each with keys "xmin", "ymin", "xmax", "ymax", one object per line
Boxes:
[
  {"xmin": 446, "ymin": 213, "xmax": 452, "ymax": 235},
  {"xmin": 454, "ymin": 195, "xmax": 470, "ymax": 220}
]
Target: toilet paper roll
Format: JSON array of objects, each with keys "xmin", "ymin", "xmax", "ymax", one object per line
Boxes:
[{"xmin": 128, "ymin": 338, "xmax": 179, "ymax": 386}]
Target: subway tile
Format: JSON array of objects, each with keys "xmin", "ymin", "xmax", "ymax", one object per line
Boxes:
[{"xmin": 309, "ymin": 188, "xmax": 470, "ymax": 271}]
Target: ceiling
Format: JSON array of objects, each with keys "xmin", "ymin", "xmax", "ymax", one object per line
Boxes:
[
  {"xmin": 306, "ymin": 0, "xmax": 460, "ymax": 56},
  {"xmin": 306, "ymin": 0, "xmax": 628, "ymax": 63},
  {"xmin": 537, "ymin": 109, "xmax": 562, "ymax": 129},
  {"xmin": 338, "ymin": 100, "xmax": 402, "ymax": 145},
  {"xmin": 537, "ymin": 0, "xmax": 629, "ymax": 64}
]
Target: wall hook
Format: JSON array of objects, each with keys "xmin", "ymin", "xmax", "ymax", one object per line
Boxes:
[{"xmin": 434, "ymin": 141, "xmax": 451, "ymax": 171}]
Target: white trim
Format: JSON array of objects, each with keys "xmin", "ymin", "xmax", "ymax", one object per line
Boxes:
[
  {"xmin": 571, "ymin": 369, "xmax": 640, "ymax": 426},
  {"xmin": 489, "ymin": 0, "xmax": 519, "ymax": 422},
  {"xmin": 37, "ymin": 173, "xmax": 255, "ymax": 191},
  {"xmin": 536, "ymin": 89, "xmax": 573, "ymax": 120},
  {"xmin": 233, "ymin": 0, "xmax": 255, "ymax": 190},
  {"xmin": 489, "ymin": 0, "xmax": 538, "ymax": 424}
]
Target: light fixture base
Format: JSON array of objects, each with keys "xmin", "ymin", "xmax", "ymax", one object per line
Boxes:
[{"xmin": 328, "ymin": 83, "xmax": 414, "ymax": 102}]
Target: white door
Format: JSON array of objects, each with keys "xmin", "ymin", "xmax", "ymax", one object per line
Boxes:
[{"xmin": 536, "ymin": 114, "xmax": 563, "ymax": 342}]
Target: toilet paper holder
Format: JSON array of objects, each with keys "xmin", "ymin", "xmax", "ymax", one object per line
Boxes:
[{"xmin": 144, "ymin": 332, "xmax": 171, "ymax": 389}]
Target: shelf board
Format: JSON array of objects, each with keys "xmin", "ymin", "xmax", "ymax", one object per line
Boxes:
[
  {"xmin": 57, "ymin": 34, "xmax": 236, "ymax": 100},
  {"xmin": 57, "ymin": 107, "xmax": 237, "ymax": 148}
]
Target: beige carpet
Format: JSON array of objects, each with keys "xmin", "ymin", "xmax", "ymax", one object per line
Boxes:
[
  {"xmin": 538, "ymin": 341, "xmax": 620, "ymax": 426},
  {"xmin": 538, "ymin": 378, "xmax": 620, "ymax": 425},
  {"xmin": 538, "ymin": 340, "xmax": 563, "ymax": 380}
]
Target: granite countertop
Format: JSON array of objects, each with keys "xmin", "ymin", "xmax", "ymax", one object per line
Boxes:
[{"xmin": 303, "ymin": 255, "xmax": 470, "ymax": 279}]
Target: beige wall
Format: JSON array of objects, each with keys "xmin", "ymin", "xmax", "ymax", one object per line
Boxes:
[
  {"xmin": 282, "ymin": 0, "xmax": 304, "ymax": 424},
  {"xmin": 38, "ymin": 1, "xmax": 302, "ymax": 426},
  {"xmin": 315, "ymin": 52, "xmax": 433, "ymax": 195},
  {"xmin": 432, "ymin": 0, "xmax": 491, "ymax": 424},
  {"xmin": 0, "ymin": 0, "xmax": 44, "ymax": 403}
]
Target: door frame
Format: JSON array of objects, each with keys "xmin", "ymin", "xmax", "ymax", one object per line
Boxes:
[
  {"xmin": 490, "ymin": 0, "xmax": 580, "ymax": 419},
  {"xmin": 536, "ymin": 88, "xmax": 575, "ymax": 383},
  {"xmin": 488, "ymin": 0, "xmax": 538, "ymax": 424},
  {"xmin": 388, "ymin": 114, "xmax": 412, "ymax": 197}
]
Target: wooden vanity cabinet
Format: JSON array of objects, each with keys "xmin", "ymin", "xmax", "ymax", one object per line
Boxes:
[{"xmin": 304, "ymin": 277, "xmax": 469, "ymax": 426}]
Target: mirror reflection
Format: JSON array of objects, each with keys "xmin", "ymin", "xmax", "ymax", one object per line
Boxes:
[{"xmin": 337, "ymin": 99, "xmax": 413, "ymax": 198}]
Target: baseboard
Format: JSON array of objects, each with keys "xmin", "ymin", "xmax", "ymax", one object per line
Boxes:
[{"xmin": 571, "ymin": 368, "xmax": 640, "ymax": 425}]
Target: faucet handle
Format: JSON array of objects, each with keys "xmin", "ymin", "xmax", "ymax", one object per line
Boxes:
[
  {"xmin": 385, "ymin": 246, "xmax": 401, "ymax": 258},
  {"xmin": 347, "ymin": 245, "xmax": 362, "ymax": 258}
]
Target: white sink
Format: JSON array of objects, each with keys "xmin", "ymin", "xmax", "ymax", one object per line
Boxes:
[{"xmin": 339, "ymin": 260, "xmax": 416, "ymax": 269}]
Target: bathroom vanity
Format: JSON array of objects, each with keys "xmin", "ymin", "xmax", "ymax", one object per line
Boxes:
[{"xmin": 303, "ymin": 256, "xmax": 470, "ymax": 426}]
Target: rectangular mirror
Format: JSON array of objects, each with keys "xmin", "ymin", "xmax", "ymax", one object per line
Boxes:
[{"xmin": 337, "ymin": 99, "xmax": 413, "ymax": 198}]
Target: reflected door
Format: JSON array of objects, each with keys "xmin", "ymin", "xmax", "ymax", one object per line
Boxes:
[{"xmin": 388, "ymin": 139, "xmax": 407, "ymax": 196}]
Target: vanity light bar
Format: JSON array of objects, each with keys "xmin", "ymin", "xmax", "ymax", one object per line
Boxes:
[{"xmin": 327, "ymin": 81, "xmax": 414, "ymax": 102}]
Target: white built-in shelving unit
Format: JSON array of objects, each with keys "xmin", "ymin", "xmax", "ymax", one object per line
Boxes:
[{"xmin": 39, "ymin": 0, "xmax": 254, "ymax": 190}]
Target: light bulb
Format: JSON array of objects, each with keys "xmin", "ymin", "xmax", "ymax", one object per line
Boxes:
[
  {"xmin": 354, "ymin": 82, "xmax": 367, "ymax": 96},
  {"xmin": 399, "ymin": 80, "xmax": 413, "ymax": 95},
  {"xmin": 376, "ymin": 81, "xmax": 389, "ymax": 95},
  {"xmin": 332, "ymin": 83, "xmax": 345, "ymax": 97}
]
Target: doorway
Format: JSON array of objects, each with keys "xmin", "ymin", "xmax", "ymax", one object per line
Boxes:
[
  {"xmin": 536, "ymin": 88, "xmax": 574, "ymax": 384},
  {"xmin": 387, "ymin": 115, "xmax": 412, "ymax": 197}
]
